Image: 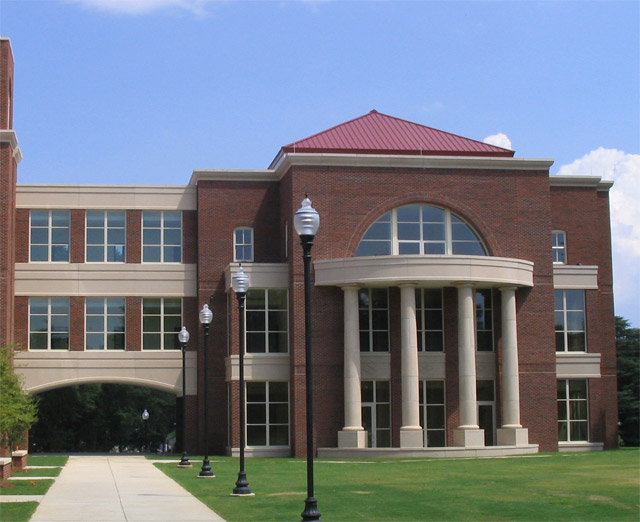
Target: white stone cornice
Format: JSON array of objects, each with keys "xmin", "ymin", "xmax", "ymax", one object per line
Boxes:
[
  {"xmin": 273, "ymin": 152, "xmax": 554, "ymax": 175},
  {"xmin": 190, "ymin": 169, "xmax": 278, "ymax": 184},
  {"xmin": 0, "ymin": 130, "xmax": 21, "ymax": 163},
  {"xmin": 550, "ymin": 175, "xmax": 613, "ymax": 191},
  {"xmin": 553, "ymin": 265, "xmax": 598, "ymax": 289},
  {"xmin": 16, "ymin": 184, "xmax": 196, "ymax": 210},
  {"xmin": 224, "ymin": 263, "xmax": 289, "ymax": 291}
]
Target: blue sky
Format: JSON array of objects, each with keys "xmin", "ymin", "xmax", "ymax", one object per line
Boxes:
[{"xmin": 1, "ymin": 0, "xmax": 638, "ymax": 325}]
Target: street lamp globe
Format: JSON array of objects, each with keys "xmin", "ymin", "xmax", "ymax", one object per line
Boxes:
[
  {"xmin": 294, "ymin": 195, "xmax": 320, "ymax": 238},
  {"xmin": 231, "ymin": 264, "xmax": 250, "ymax": 294},
  {"xmin": 199, "ymin": 303, "xmax": 213, "ymax": 325},
  {"xmin": 178, "ymin": 326, "xmax": 190, "ymax": 344}
]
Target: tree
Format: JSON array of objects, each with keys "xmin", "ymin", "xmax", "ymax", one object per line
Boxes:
[
  {"xmin": 0, "ymin": 345, "xmax": 38, "ymax": 454},
  {"xmin": 616, "ymin": 316, "xmax": 639, "ymax": 446}
]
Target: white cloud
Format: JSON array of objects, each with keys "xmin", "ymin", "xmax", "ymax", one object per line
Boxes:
[
  {"xmin": 556, "ymin": 148, "xmax": 640, "ymax": 326},
  {"xmin": 66, "ymin": 0, "xmax": 218, "ymax": 15},
  {"xmin": 483, "ymin": 132, "xmax": 512, "ymax": 150}
]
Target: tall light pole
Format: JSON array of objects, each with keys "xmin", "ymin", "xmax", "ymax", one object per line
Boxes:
[
  {"xmin": 198, "ymin": 303, "xmax": 215, "ymax": 478},
  {"xmin": 142, "ymin": 409, "xmax": 149, "ymax": 453},
  {"xmin": 294, "ymin": 194, "xmax": 321, "ymax": 521},
  {"xmin": 178, "ymin": 326, "xmax": 192, "ymax": 468},
  {"xmin": 231, "ymin": 264, "xmax": 253, "ymax": 496}
]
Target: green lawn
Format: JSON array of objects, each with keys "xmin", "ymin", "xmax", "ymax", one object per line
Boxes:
[
  {"xmin": 0, "ymin": 502, "xmax": 39, "ymax": 522},
  {"xmin": 155, "ymin": 449, "xmax": 640, "ymax": 521}
]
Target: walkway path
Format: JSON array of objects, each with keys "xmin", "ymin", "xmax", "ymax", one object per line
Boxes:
[{"xmin": 29, "ymin": 455, "xmax": 225, "ymax": 521}]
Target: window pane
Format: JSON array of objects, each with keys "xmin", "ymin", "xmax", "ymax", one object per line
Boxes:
[
  {"xmin": 143, "ymin": 246, "xmax": 160, "ymax": 262},
  {"xmin": 30, "ymin": 316, "xmax": 47, "ymax": 333},
  {"xmin": 356, "ymin": 241, "xmax": 391, "ymax": 256},
  {"xmin": 143, "ymin": 334, "xmax": 161, "ymax": 350},
  {"xmin": 268, "ymin": 333, "xmax": 288, "ymax": 353},
  {"xmin": 51, "ymin": 227, "xmax": 69, "ymax": 244},
  {"xmin": 567, "ymin": 333, "xmax": 586, "ymax": 352},
  {"xmin": 571, "ymin": 421, "xmax": 588, "ymax": 441},
  {"xmin": 246, "ymin": 311, "xmax": 266, "ymax": 331},
  {"xmin": 451, "ymin": 222, "xmax": 477, "ymax": 241},
  {"xmin": 268, "ymin": 311, "xmax": 288, "ymax": 331},
  {"xmin": 87, "ymin": 229, "xmax": 104, "ymax": 244},
  {"xmin": 143, "ymin": 317, "xmax": 161, "ymax": 332},
  {"xmin": 269, "ymin": 382, "xmax": 288, "ymax": 402},
  {"xmin": 397, "ymin": 205, "xmax": 420, "ymax": 222},
  {"xmin": 363, "ymin": 222, "xmax": 391, "ymax": 240},
  {"xmin": 376, "ymin": 381, "xmax": 390, "ymax": 402},
  {"xmin": 51, "ymin": 245, "xmax": 69, "ymax": 262},
  {"xmin": 453, "ymin": 241, "xmax": 486, "ymax": 256},
  {"xmin": 163, "ymin": 299, "xmax": 182, "ymax": 315},
  {"xmin": 30, "ymin": 298, "xmax": 48, "ymax": 314},
  {"xmin": 423, "ymin": 223, "xmax": 445, "ymax": 241},
  {"xmin": 31, "ymin": 228, "xmax": 48, "ymax": 244},
  {"xmin": 107, "ymin": 245, "xmax": 125, "ymax": 262},
  {"xmin": 567, "ymin": 311, "xmax": 585, "ymax": 331},
  {"xmin": 51, "ymin": 211, "xmax": 69, "ymax": 226},
  {"xmin": 361, "ymin": 381, "xmax": 374, "ymax": 402},
  {"xmin": 107, "ymin": 316, "xmax": 125, "ymax": 333},
  {"xmin": 568, "ymin": 380, "xmax": 587, "ymax": 398},
  {"xmin": 86, "ymin": 333, "xmax": 104, "ymax": 350},
  {"xmin": 30, "ymin": 333, "xmax": 47, "ymax": 350},
  {"xmin": 269, "ymin": 404, "xmax": 289, "ymax": 424},
  {"xmin": 426, "ymin": 381, "xmax": 445, "ymax": 404},
  {"xmin": 269, "ymin": 290, "xmax": 287, "ymax": 310},
  {"xmin": 50, "ymin": 334, "xmax": 69, "ymax": 350},
  {"xmin": 372, "ymin": 332, "xmax": 388, "ymax": 352},
  {"xmin": 107, "ymin": 229, "xmax": 125, "ymax": 244},
  {"xmin": 143, "ymin": 299, "xmax": 161, "ymax": 315},
  {"xmin": 371, "ymin": 289, "xmax": 387, "ymax": 308},
  {"xmin": 86, "ymin": 316, "xmax": 103, "ymax": 333},
  {"xmin": 397, "ymin": 223, "xmax": 419, "ymax": 240},
  {"xmin": 163, "ymin": 212, "xmax": 182, "ymax": 228},
  {"xmin": 164, "ymin": 228, "xmax": 181, "ymax": 246},
  {"xmin": 247, "ymin": 333, "xmax": 266, "ymax": 353},
  {"xmin": 164, "ymin": 244, "xmax": 180, "ymax": 263},
  {"xmin": 422, "ymin": 206, "xmax": 444, "ymax": 222},
  {"xmin": 247, "ymin": 404, "xmax": 266, "ymax": 424},
  {"xmin": 107, "ymin": 298, "xmax": 125, "ymax": 314},
  {"xmin": 558, "ymin": 422, "xmax": 568, "ymax": 442},
  {"xmin": 566, "ymin": 291, "xmax": 585, "ymax": 311},
  {"xmin": 269, "ymin": 425, "xmax": 289, "ymax": 446},
  {"xmin": 108, "ymin": 212, "xmax": 126, "ymax": 227},
  {"xmin": 247, "ymin": 426, "xmax": 266, "ymax": 446},
  {"xmin": 51, "ymin": 298, "xmax": 69, "ymax": 314},
  {"xmin": 399, "ymin": 242, "xmax": 420, "ymax": 255},
  {"xmin": 247, "ymin": 382, "xmax": 266, "ymax": 402},
  {"xmin": 427, "ymin": 430, "xmax": 445, "ymax": 448},
  {"xmin": 143, "ymin": 211, "xmax": 161, "ymax": 227},
  {"xmin": 247, "ymin": 290, "xmax": 266, "ymax": 309},
  {"xmin": 427, "ymin": 405, "xmax": 445, "ymax": 429},
  {"xmin": 424, "ymin": 332, "xmax": 443, "ymax": 352},
  {"xmin": 30, "ymin": 245, "xmax": 48, "ymax": 261},
  {"xmin": 87, "ymin": 246, "xmax": 103, "ymax": 262},
  {"xmin": 376, "ymin": 404, "xmax": 390, "ymax": 428},
  {"xmin": 424, "ymin": 243, "xmax": 446, "ymax": 254},
  {"xmin": 143, "ymin": 229, "xmax": 161, "ymax": 245},
  {"xmin": 31, "ymin": 210, "xmax": 49, "ymax": 226},
  {"xmin": 107, "ymin": 334, "xmax": 125, "ymax": 350}
]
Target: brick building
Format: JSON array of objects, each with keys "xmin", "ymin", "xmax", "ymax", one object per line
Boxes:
[{"xmin": 1, "ymin": 38, "xmax": 617, "ymax": 457}]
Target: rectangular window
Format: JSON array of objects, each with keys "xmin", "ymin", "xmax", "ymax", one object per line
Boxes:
[
  {"xmin": 477, "ymin": 379, "xmax": 496, "ymax": 446},
  {"xmin": 85, "ymin": 298, "xmax": 125, "ymax": 350},
  {"xmin": 361, "ymin": 380, "xmax": 391, "ymax": 448},
  {"xmin": 29, "ymin": 297, "xmax": 69, "ymax": 350},
  {"xmin": 86, "ymin": 211, "xmax": 126, "ymax": 262},
  {"xmin": 558, "ymin": 379, "xmax": 589, "ymax": 442},
  {"xmin": 552, "ymin": 231, "xmax": 566, "ymax": 264},
  {"xmin": 416, "ymin": 289, "xmax": 444, "ymax": 352},
  {"xmin": 246, "ymin": 289, "xmax": 288, "ymax": 353},
  {"xmin": 142, "ymin": 211, "xmax": 182, "ymax": 263},
  {"xmin": 142, "ymin": 298, "xmax": 182, "ymax": 350},
  {"xmin": 555, "ymin": 290, "xmax": 586, "ymax": 352},
  {"xmin": 246, "ymin": 381, "xmax": 289, "ymax": 447},
  {"xmin": 30, "ymin": 210, "xmax": 70, "ymax": 262},
  {"xmin": 419, "ymin": 380, "xmax": 446, "ymax": 447},
  {"xmin": 476, "ymin": 289, "xmax": 494, "ymax": 352},
  {"xmin": 234, "ymin": 227, "xmax": 254, "ymax": 262},
  {"xmin": 359, "ymin": 288, "xmax": 389, "ymax": 352}
]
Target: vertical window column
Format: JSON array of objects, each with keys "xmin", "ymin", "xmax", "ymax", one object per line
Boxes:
[
  {"xmin": 399, "ymin": 284, "xmax": 423, "ymax": 448},
  {"xmin": 453, "ymin": 283, "xmax": 484, "ymax": 447},
  {"xmin": 338, "ymin": 286, "xmax": 367, "ymax": 448}
]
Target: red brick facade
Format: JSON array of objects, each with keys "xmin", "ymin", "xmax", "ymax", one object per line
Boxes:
[{"xmin": 1, "ymin": 37, "xmax": 618, "ymax": 457}]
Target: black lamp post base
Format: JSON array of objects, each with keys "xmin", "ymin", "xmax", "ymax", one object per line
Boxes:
[
  {"xmin": 301, "ymin": 496, "xmax": 321, "ymax": 521},
  {"xmin": 198, "ymin": 458, "xmax": 215, "ymax": 478},
  {"xmin": 231, "ymin": 471, "xmax": 253, "ymax": 496},
  {"xmin": 177, "ymin": 452, "xmax": 192, "ymax": 468}
]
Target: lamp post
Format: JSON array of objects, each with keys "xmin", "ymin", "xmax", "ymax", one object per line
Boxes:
[
  {"xmin": 198, "ymin": 303, "xmax": 215, "ymax": 478},
  {"xmin": 294, "ymin": 194, "xmax": 321, "ymax": 521},
  {"xmin": 178, "ymin": 326, "xmax": 192, "ymax": 468},
  {"xmin": 231, "ymin": 264, "xmax": 253, "ymax": 496},
  {"xmin": 142, "ymin": 409, "xmax": 149, "ymax": 453}
]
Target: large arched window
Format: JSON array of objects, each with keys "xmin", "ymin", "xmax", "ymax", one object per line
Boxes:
[{"xmin": 356, "ymin": 204, "xmax": 487, "ymax": 257}]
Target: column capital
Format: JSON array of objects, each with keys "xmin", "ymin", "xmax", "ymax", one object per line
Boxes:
[
  {"xmin": 499, "ymin": 286, "xmax": 518, "ymax": 293},
  {"xmin": 398, "ymin": 283, "xmax": 417, "ymax": 289},
  {"xmin": 453, "ymin": 281, "xmax": 476, "ymax": 289},
  {"xmin": 341, "ymin": 285, "xmax": 360, "ymax": 292}
]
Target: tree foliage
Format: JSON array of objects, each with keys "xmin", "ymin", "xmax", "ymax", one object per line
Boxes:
[
  {"xmin": 616, "ymin": 316, "xmax": 639, "ymax": 446},
  {"xmin": 29, "ymin": 383, "xmax": 176, "ymax": 453},
  {"xmin": 0, "ymin": 345, "xmax": 38, "ymax": 453}
]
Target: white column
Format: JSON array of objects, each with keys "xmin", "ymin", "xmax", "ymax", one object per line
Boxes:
[
  {"xmin": 497, "ymin": 287, "xmax": 529, "ymax": 446},
  {"xmin": 453, "ymin": 283, "xmax": 485, "ymax": 447},
  {"xmin": 338, "ymin": 286, "xmax": 367, "ymax": 448},
  {"xmin": 399, "ymin": 284, "xmax": 423, "ymax": 448}
]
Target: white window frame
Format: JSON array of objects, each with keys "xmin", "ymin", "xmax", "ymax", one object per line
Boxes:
[
  {"xmin": 28, "ymin": 297, "xmax": 70, "ymax": 350},
  {"xmin": 29, "ymin": 210, "xmax": 70, "ymax": 263},
  {"xmin": 234, "ymin": 227, "xmax": 254, "ymax": 262},
  {"xmin": 555, "ymin": 290, "xmax": 587, "ymax": 352},
  {"xmin": 361, "ymin": 380, "xmax": 392, "ymax": 448},
  {"xmin": 142, "ymin": 211, "xmax": 182, "ymax": 263},
  {"xmin": 416, "ymin": 289, "xmax": 444, "ymax": 352},
  {"xmin": 141, "ymin": 297, "xmax": 183, "ymax": 350},
  {"xmin": 245, "ymin": 289, "xmax": 289, "ymax": 354},
  {"xmin": 558, "ymin": 379, "xmax": 589, "ymax": 442},
  {"xmin": 359, "ymin": 288, "xmax": 390, "ymax": 352},
  {"xmin": 419, "ymin": 380, "xmax": 446, "ymax": 447},
  {"xmin": 86, "ymin": 211, "xmax": 126, "ymax": 263},
  {"xmin": 552, "ymin": 230, "xmax": 567, "ymax": 264},
  {"xmin": 356, "ymin": 205, "xmax": 487, "ymax": 257},
  {"xmin": 246, "ymin": 381, "xmax": 289, "ymax": 447},
  {"xmin": 85, "ymin": 297, "xmax": 126, "ymax": 350}
]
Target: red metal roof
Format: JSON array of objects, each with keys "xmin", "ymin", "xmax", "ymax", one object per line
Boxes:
[{"xmin": 281, "ymin": 110, "xmax": 514, "ymax": 158}]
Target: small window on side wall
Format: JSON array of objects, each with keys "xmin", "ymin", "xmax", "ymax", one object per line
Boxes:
[
  {"xmin": 234, "ymin": 227, "xmax": 254, "ymax": 262},
  {"xmin": 552, "ymin": 231, "xmax": 566, "ymax": 264}
]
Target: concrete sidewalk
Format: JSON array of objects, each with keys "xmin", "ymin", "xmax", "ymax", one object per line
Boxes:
[{"xmin": 30, "ymin": 455, "xmax": 225, "ymax": 521}]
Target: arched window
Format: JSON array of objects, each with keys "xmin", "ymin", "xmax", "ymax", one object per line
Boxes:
[{"xmin": 356, "ymin": 204, "xmax": 487, "ymax": 257}]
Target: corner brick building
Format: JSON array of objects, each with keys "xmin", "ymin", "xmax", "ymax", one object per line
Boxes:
[{"xmin": 1, "ymin": 38, "xmax": 617, "ymax": 457}]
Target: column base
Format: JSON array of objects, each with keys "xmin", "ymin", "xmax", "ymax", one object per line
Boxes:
[
  {"xmin": 400, "ymin": 427, "xmax": 424, "ymax": 448},
  {"xmin": 453, "ymin": 429, "xmax": 485, "ymax": 448},
  {"xmin": 497, "ymin": 427, "xmax": 529, "ymax": 446},
  {"xmin": 338, "ymin": 429, "xmax": 368, "ymax": 448}
]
